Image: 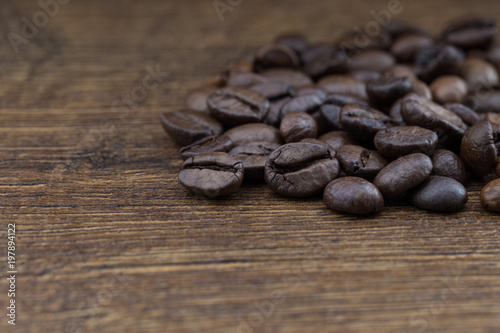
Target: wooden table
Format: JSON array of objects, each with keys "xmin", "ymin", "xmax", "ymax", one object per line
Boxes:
[{"xmin": 1, "ymin": 0, "xmax": 499, "ymax": 332}]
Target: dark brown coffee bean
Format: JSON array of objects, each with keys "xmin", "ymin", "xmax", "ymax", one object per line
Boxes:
[
  {"xmin": 483, "ymin": 112, "xmax": 500, "ymax": 134},
  {"xmin": 324, "ymin": 177, "xmax": 384, "ymax": 215},
  {"xmin": 324, "ymin": 93, "xmax": 370, "ymax": 108},
  {"xmin": 340, "ymin": 104, "xmax": 396, "ymax": 141},
  {"xmin": 229, "ymin": 141, "xmax": 280, "ymax": 181},
  {"xmin": 416, "ymin": 45, "xmax": 465, "ymax": 83},
  {"xmin": 254, "ymin": 44, "xmax": 300, "ymax": 71},
  {"xmin": 459, "ymin": 58, "xmax": 499, "ymax": 91},
  {"xmin": 383, "ymin": 64, "xmax": 418, "ymax": 79},
  {"xmin": 466, "ymin": 91, "xmax": 500, "ymax": 113},
  {"xmin": 293, "ymin": 85, "xmax": 326, "ymax": 98},
  {"xmin": 460, "ymin": 121, "xmax": 498, "ymax": 177},
  {"xmin": 264, "ymin": 97, "xmax": 290, "ymax": 127},
  {"xmin": 374, "ymin": 126, "xmax": 438, "ymax": 159},
  {"xmin": 480, "ymin": 178, "xmax": 500, "ymax": 212},
  {"xmin": 226, "ymin": 72, "xmax": 267, "ymax": 88},
  {"xmin": 161, "ymin": 110, "xmax": 224, "ymax": 146},
  {"xmin": 391, "ymin": 34, "xmax": 434, "ymax": 63},
  {"xmin": 180, "ymin": 135, "xmax": 234, "ymax": 160},
  {"xmin": 411, "ymin": 79, "xmax": 433, "ymax": 100},
  {"xmin": 337, "ymin": 145, "xmax": 388, "ymax": 180},
  {"xmin": 320, "ymin": 104, "xmax": 343, "ymax": 130},
  {"xmin": 303, "ymin": 45, "xmax": 348, "ymax": 79},
  {"xmin": 274, "ymin": 32, "xmax": 308, "ymax": 56},
  {"xmin": 373, "ymin": 153, "xmax": 433, "ymax": 199},
  {"xmin": 384, "ymin": 20, "xmax": 429, "ymax": 38},
  {"xmin": 224, "ymin": 123, "xmax": 283, "ymax": 146},
  {"xmin": 409, "ymin": 176, "xmax": 468, "ymax": 212},
  {"xmin": 300, "ymin": 138, "xmax": 335, "ymax": 155},
  {"xmin": 280, "ymin": 111, "xmax": 318, "ymax": 143},
  {"xmin": 487, "ymin": 45, "xmax": 500, "ymax": 65},
  {"xmin": 444, "ymin": 103, "xmax": 480, "ymax": 126},
  {"xmin": 495, "ymin": 156, "xmax": 500, "ymax": 177},
  {"xmin": 348, "ymin": 70, "xmax": 382, "ymax": 83},
  {"xmin": 318, "ymin": 75, "xmax": 368, "ymax": 101},
  {"xmin": 208, "ymin": 87, "xmax": 269, "ymax": 126},
  {"xmin": 178, "ymin": 152, "xmax": 244, "ymax": 197},
  {"xmin": 348, "ymin": 50, "xmax": 396, "ymax": 72},
  {"xmin": 389, "ymin": 98, "xmax": 406, "ymax": 126},
  {"xmin": 260, "ymin": 69, "xmax": 313, "ymax": 88},
  {"xmin": 318, "ymin": 131, "xmax": 358, "ymax": 153},
  {"xmin": 280, "ymin": 92, "xmax": 325, "ymax": 118},
  {"xmin": 442, "ymin": 16, "xmax": 497, "ymax": 50},
  {"xmin": 430, "ymin": 75, "xmax": 468, "ymax": 104},
  {"xmin": 431, "ymin": 149, "xmax": 468, "ymax": 184},
  {"xmin": 366, "ymin": 76, "xmax": 413, "ymax": 107},
  {"xmin": 401, "ymin": 93, "xmax": 468, "ymax": 145},
  {"xmin": 265, "ymin": 142, "xmax": 340, "ymax": 197},
  {"xmin": 337, "ymin": 30, "xmax": 392, "ymax": 52},
  {"xmin": 249, "ymin": 81, "xmax": 293, "ymax": 99},
  {"xmin": 185, "ymin": 86, "xmax": 216, "ymax": 113}
]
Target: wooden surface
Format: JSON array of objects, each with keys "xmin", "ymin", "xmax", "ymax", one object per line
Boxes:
[{"xmin": 1, "ymin": 0, "xmax": 500, "ymax": 332}]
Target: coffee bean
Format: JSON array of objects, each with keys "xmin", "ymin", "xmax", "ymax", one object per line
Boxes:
[
  {"xmin": 280, "ymin": 111, "xmax": 318, "ymax": 143},
  {"xmin": 458, "ymin": 57, "xmax": 499, "ymax": 91},
  {"xmin": 391, "ymin": 33, "xmax": 434, "ymax": 63},
  {"xmin": 416, "ymin": 45, "xmax": 465, "ymax": 82},
  {"xmin": 249, "ymin": 81, "xmax": 293, "ymax": 99},
  {"xmin": 373, "ymin": 153, "xmax": 433, "ymax": 199},
  {"xmin": 401, "ymin": 93, "xmax": 468, "ymax": 145},
  {"xmin": 260, "ymin": 69, "xmax": 313, "ymax": 88},
  {"xmin": 337, "ymin": 30, "xmax": 392, "ymax": 52},
  {"xmin": 483, "ymin": 112, "xmax": 500, "ymax": 134},
  {"xmin": 293, "ymin": 85, "xmax": 326, "ymax": 98},
  {"xmin": 224, "ymin": 123, "xmax": 283, "ymax": 146},
  {"xmin": 349, "ymin": 70, "xmax": 382, "ymax": 83},
  {"xmin": 318, "ymin": 75, "xmax": 368, "ymax": 100},
  {"xmin": 178, "ymin": 152, "xmax": 244, "ymax": 197},
  {"xmin": 374, "ymin": 126, "xmax": 438, "ymax": 159},
  {"xmin": 280, "ymin": 91, "xmax": 325, "ymax": 118},
  {"xmin": 383, "ymin": 64, "xmax": 418, "ymax": 79},
  {"xmin": 229, "ymin": 141, "xmax": 280, "ymax": 181},
  {"xmin": 495, "ymin": 156, "xmax": 500, "ymax": 177},
  {"xmin": 185, "ymin": 86, "xmax": 216, "ymax": 113},
  {"xmin": 310, "ymin": 109, "xmax": 329, "ymax": 135},
  {"xmin": 254, "ymin": 44, "xmax": 300, "ymax": 72},
  {"xmin": 431, "ymin": 149, "xmax": 468, "ymax": 185},
  {"xmin": 274, "ymin": 32, "xmax": 308, "ymax": 56},
  {"xmin": 337, "ymin": 145, "xmax": 388, "ymax": 180},
  {"xmin": 340, "ymin": 104, "xmax": 396, "ymax": 141},
  {"xmin": 366, "ymin": 76, "xmax": 413, "ymax": 107},
  {"xmin": 264, "ymin": 97, "xmax": 291, "ymax": 127},
  {"xmin": 460, "ymin": 121, "xmax": 498, "ymax": 177},
  {"xmin": 208, "ymin": 87, "xmax": 269, "ymax": 126},
  {"xmin": 487, "ymin": 45, "xmax": 500, "ymax": 66},
  {"xmin": 227, "ymin": 72, "xmax": 267, "ymax": 88},
  {"xmin": 409, "ymin": 176, "xmax": 468, "ymax": 212},
  {"xmin": 180, "ymin": 135, "xmax": 234, "ymax": 160},
  {"xmin": 320, "ymin": 104, "xmax": 343, "ymax": 130},
  {"xmin": 389, "ymin": 98, "xmax": 406, "ymax": 125},
  {"xmin": 411, "ymin": 79, "xmax": 433, "ymax": 100},
  {"xmin": 324, "ymin": 177, "xmax": 384, "ymax": 215},
  {"xmin": 384, "ymin": 20, "xmax": 429, "ymax": 38},
  {"xmin": 444, "ymin": 103, "xmax": 480, "ymax": 126},
  {"xmin": 442, "ymin": 16, "xmax": 497, "ymax": 49},
  {"xmin": 480, "ymin": 178, "xmax": 500, "ymax": 212},
  {"xmin": 347, "ymin": 50, "xmax": 395, "ymax": 72},
  {"xmin": 318, "ymin": 131, "xmax": 358, "ymax": 153},
  {"xmin": 430, "ymin": 75, "xmax": 468, "ymax": 104},
  {"xmin": 303, "ymin": 45, "xmax": 348, "ymax": 79},
  {"xmin": 466, "ymin": 91, "xmax": 500, "ymax": 113},
  {"xmin": 161, "ymin": 110, "xmax": 224, "ymax": 146},
  {"xmin": 265, "ymin": 142, "xmax": 340, "ymax": 197}
]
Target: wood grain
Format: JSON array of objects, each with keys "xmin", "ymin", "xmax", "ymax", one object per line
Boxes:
[{"xmin": 1, "ymin": 0, "xmax": 500, "ymax": 332}]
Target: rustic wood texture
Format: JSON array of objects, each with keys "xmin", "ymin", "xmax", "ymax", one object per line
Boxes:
[{"xmin": 1, "ymin": 0, "xmax": 500, "ymax": 332}]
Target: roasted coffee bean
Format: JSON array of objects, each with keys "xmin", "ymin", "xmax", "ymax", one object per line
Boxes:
[
  {"xmin": 293, "ymin": 85, "xmax": 326, "ymax": 98},
  {"xmin": 227, "ymin": 72, "xmax": 267, "ymax": 88},
  {"xmin": 480, "ymin": 178, "xmax": 500, "ymax": 212},
  {"xmin": 466, "ymin": 91, "xmax": 500, "ymax": 113},
  {"xmin": 280, "ymin": 111, "xmax": 318, "ymax": 142},
  {"xmin": 431, "ymin": 149, "xmax": 468, "ymax": 184},
  {"xmin": 320, "ymin": 104, "xmax": 343, "ymax": 130},
  {"xmin": 411, "ymin": 79, "xmax": 433, "ymax": 100},
  {"xmin": 318, "ymin": 75, "xmax": 368, "ymax": 100},
  {"xmin": 366, "ymin": 76, "xmax": 413, "ymax": 107},
  {"xmin": 389, "ymin": 98, "xmax": 406, "ymax": 125},
  {"xmin": 401, "ymin": 93, "xmax": 468, "ymax": 145},
  {"xmin": 348, "ymin": 70, "xmax": 382, "ymax": 83},
  {"xmin": 264, "ymin": 97, "xmax": 291, "ymax": 127},
  {"xmin": 409, "ymin": 176, "xmax": 468, "ymax": 212},
  {"xmin": 383, "ymin": 64, "xmax": 418, "ymax": 79},
  {"xmin": 442, "ymin": 16, "xmax": 497, "ymax": 49},
  {"xmin": 260, "ymin": 69, "xmax": 313, "ymax": 88},
  {"xmin": 229, "ymin": 141, "xmax": 280, "ymax": 181},
  {"xmin": 208, "ymin": 87, "xmax": 269, "ymax": 126},
  {"xmin": 373, "ymin": 153, "xmax": 433, "ymax": 199},
  {"xmin": 487, "ymin": 45, "xmax": 500, "ymax": 65},
  {"xmin": 384, "ymin": 20, "xmax": 429, "ymax": 38},
  {"xmin": 300, "ymin": 138, "xmax": 335, "ymax": 155},
  {"xmin": 324, "ymin": 177, "xmax": 384, "ymax": 215},
  {"xmin": 180, "ymin": 135, "xmax": 234, "ymax": 160},
  {"xmin": 324, "ymin": 93, "xmax": 370, "ymax": 108},
  {"xmin": 249, "ymin": 81, "xmax": 293, "ymax": 99},
  {"xmin": 224, "ymin": 123, "xmax": 282, "ymax": 146},
  {"xmin": 318, "ymin": 131, "xmax": 358, "ymax": 153},
  {"xmin": 391, "ymin": 34, "xmax": 434, "ymax": 63},
  {"xmin": 178, "ymin": 152, "xmax": 244, "ymax": 197},
  {"xmin": 310, "ymin": 109, "xmax": 329, "ymax": 135},
  {"xmin": 444, "ymin": 103, "xmax": 480, "ymax": 126},
  {"xmin": 458, "ymin": 57, "xmax": 499, "ymax": 91},
  {"xmin": 374, "ymin": 126, "xmax": 438, "ymax": 159},
  {"xmin": 340, "ymin": 104, "xmax": 395, "ymax": 141},
  {"xmin": 274, "ymin": 32, "xmax": 308, "ymax": 56},
  {"xmin": 280, "ymin": 91, "xmax": 325, "ymax": 118},
  {"xmin": 347, "ymin": 50, "xmax": 395, "ymax": 72},
  {"xmin": 483, "ymin": 112, "xmax": 500, "ymax": 134},
  {"xmin": 303, "ymin": 46, "xmax": 348, "ymax": 79},
  {"xmin": 254, "ymin": 44, "xmax": 300, "ymax": 72},
  {"xmin": 185, "ymin": 86, "xmax": 216, "ymax": 113},
  {"xmin": 265, "ymin": 142, "xmax": 340, "ymax": 197},
  {"xmin": 460, "ymin": 121, "xmax": 498, "ymax": 177},
  {"xmin": 416, "ymin": 45, "xmax": 465, "ymax": 83},
  {"xmin": 337, "ymin": 30, "xmax": 392, "ymax": 52},
  {"xmin": 337, "ymin": 145, "xmax": 388, "ymax": 180},
  {"xmin": 430, "ymin": 75, "xmax": 468, "ymax": 104},
  {"xmin": 161, "ymin": 110, "xmax": 224, "ymax": 146},
  {"xmin": 496, "ymin": 156, "xmax": 500, "ymax": 177}
]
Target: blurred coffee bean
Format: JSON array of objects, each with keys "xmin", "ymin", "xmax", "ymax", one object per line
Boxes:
[
  {"xmin": 185, "ymin": 86, "xmax": 216, "ymax": 113},
  {"xmin": 430, "ymin": 75, "xmax": 468, "ymax": 104},
  {"xmin": 260, "ymin": 69, "xmax": 313, "ymax": 88},
  {"xmin": 161, "ymin": 110, "xmax": 224, "ymax": 146},
  {"xmin": 442, "ymin": 16, "xmax": 497, "ymax": 49},
  {"xmin": 391, "ymin": 34, "xmax": 434, "ymax": 63},
  {"xmin": 274, "ymin": 32, "xmax": 308, "ymax": 56},
  {"xmin": 224, "ymin": 123, "xmax": 283, "ymax": 146},
  {"xmin": 180, "ymin": 135, "xmax": 234, "ymax": 160},
  {"xmin": 318, "ymin": 75, "xmax": 368, "ymax": 100},
  {"xmin": 444, "ymin": 103, "xmax": 480, "ymax": 126},
  {"xmin": 416, "ymin": 45, "xmax": 465, "ymax": 83},
  {"xmin": 348, "ymin": 50, "xmax": 395, "ymax": 72},
  {"xmin": 254, "ymin": 44, "xmax": 300, "ymax": 72},
  {"xmin": 459, "ymin": 57, "xmax": 499, "ymax": 92}
]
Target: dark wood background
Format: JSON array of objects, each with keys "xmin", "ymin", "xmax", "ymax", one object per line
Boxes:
[{"xmin": 1, "ymin": 0, "xmax": 499, "ymax": 332}]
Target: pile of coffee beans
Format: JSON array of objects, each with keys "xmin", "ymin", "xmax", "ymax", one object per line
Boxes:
[{"xmin": 162, "ymin": 16, "xmax": 500, "ymax": 215}]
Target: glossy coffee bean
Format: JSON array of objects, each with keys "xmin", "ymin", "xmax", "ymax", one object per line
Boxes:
[
  {"xmin": 185, "ymin": 86, "xmax": 216, "ymax": 113},
  {"xmin": 348, "ymin": 70, "xmax": 381, "ymax": 83},
  {"xmin": 411, "ymin": 79, "xmax": 433, "ymax": 100},
  {"xmin": 459, "ymin": 58, "xmax": 499, "ymax": 91},
  {"xmin": 389, "ymin": 98, "xmax": 406, "ymax": 126},
  {"xmin": 374, "ymin": 126, "xmax": 438, "ymax": 159},
  {"xmin": 483, "ymin": 112, "xmax": 500, "ymax": 134},
  {"xmin": 229, "ymin": 141, "xmax": 280, "ymax": 181},
  {"xmin": 303, "ymin": 45, "xmax": 348, "ymax": 79},
  {"xmin": 373, "ymin": 153, "xmax": 433, "ymax": 199},
  {"xmin": 208, "ymin": 87, "xmax": 269, "ymax": 126},
  {"xmin": 227, "ymin": 72, "xmax": 267, "ymax": 88},
  {"xmin": 224, "ymin": 123, "xmax": 283, "ymax": 146},
  {"xmin": 460, "ymin": 121, "xmax": 498, "ymax": 177},
  {"xmin": 337, "ymin": 145, "xmax": 388, "ymax": 180},
  {"xmin": 180, "ymin": 135, "xmax": 234, "ymax": 160},
  {"xmin": 347, "ymin": 50, "xmax": 395, "ymax": 72},
  {"xmin": 264, "ymin": 97, "xmax": 290, "ymax": 127},
  {"xmin": 320, "ymin": 104, "xmax": 343, "ymax": 130},
  {"xmin": 161, "ymin": 110, "xmax": 224, "ymax": 146},
  {"xmin": 340, "ymin": 104, "xmax": 395, "ymax": 141},
  {"xmin": 390, "ymin": 33, "xmax": 434, "ymax": 62},
  {"xmin": 401, "ymin": 93, "xmax": 468, "ymax": 145},
  {"xmin": 431, "ymin": 149, "xmax": 468, "ymax": 185},
  {"xmin": 324, "ymin": 177, "xmax": 384, "ymax": 215},
  {"xmin": 318, "ymin": 75, "xmax": 368, "ymax": 100},
  {"xmin": 442, "ymin": 16, "xmax": 497, "ymax": 49},
  {"xmin": 293, "ymin": 85, "xmax": 326, "ymax": 98},
  {"xmin": 366, "ymin": 76, "xmax": 413, "ymax": 107},
  {"xmin": 280, "ymin": 92, "xmax": 325, "ymax": 118},
  {"xmin": 265, "ymin": 142, "xmax": 340, "ymax": 197},
  {"xmin": 280, "ymin": 111, "xmax": 318, "ymax": 143},
  {"xmin": 261, "ymin": 69, "xmax": 313, "ymax": 88},
  {"xmin": 249, "ymin": 81, "xmax": 293, "ymax": 99},
  {"xmin": 430, "ymin": 75, "xmax": 468, "ymax": 104},
  {"xmin": 254, "ymin": 44, "xmax": 300, "ymax": 71},
  {"xmin": 480, "ymin": 179, "xmax": 500, "ymax": 212},
  {"xmin": 444, "ymin": 103, "xmax": 480, "ymax": 126},
  {"xmin": 409, "ymin": 176, "xmax": 468, "ymax": 212},
  {"xmin": 416, "ymin": 45, "xmax": 465, "ymax": 83},
  {"xmin": 495, "ymin": 156, "xmax": 500, "ymax": 177},
  {"xmin": 318, "ymin": 131, "xmax": 358, "ymax": 153},
  {"xmin": 178, "ymin": 152, "xmax": 244, "ymax": 197},
  {"xmin": 467, "ymin": 91, "xmax": 500, "ymax": 114}
]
